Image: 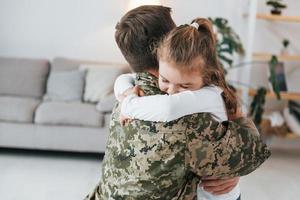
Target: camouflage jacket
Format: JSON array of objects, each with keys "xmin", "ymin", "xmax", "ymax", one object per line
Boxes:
[{"xmin": 85, "ymin": 72, "xmax": 271, "ymax": 200}]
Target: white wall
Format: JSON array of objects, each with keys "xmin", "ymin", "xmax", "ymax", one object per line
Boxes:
[
  {"xmin": 0, "ymin": 0, "xmax": 299, "ymax": 93},
  {"xmin": 0, "ymin": 0, "xmax": 247, "ymax": 62},
  {"xmin": 0, "ymin": 0, "xmax": 127, "ymax": 62}
]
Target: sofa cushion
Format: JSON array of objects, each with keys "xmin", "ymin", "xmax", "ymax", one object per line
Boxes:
[
  {"xmin": 0, "ymin": 96, "xmax": 41, "ymax": 123},
  {"xmin": 51, "ymin": 57, "xmax": 129, "ymax": 72},
  {"xmin": 80, "ymin": 64, "xmax": 125, "ymax": 103},
  {"xmin": 0, "ymin": 57, "xmax": 50, "ymax": 98},
  {"xmin": 35, "ymin": 102, "xmax": 103, "ymax": 127},
  {"xmin": 96, "ymin": 93, "xmax": 116, "ymax": 113},
  {"xmin": 51, "ymin": 57, "xmax": 85, "ymax": 71},
  {"xmin": 44, "ymin": 69, "xmax": 86, "ymax": 102}
]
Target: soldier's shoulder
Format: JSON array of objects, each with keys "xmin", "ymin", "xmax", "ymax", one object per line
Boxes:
[{"xmin": 180, "ymin": 113, "xmax": 214, "ymax": 124}]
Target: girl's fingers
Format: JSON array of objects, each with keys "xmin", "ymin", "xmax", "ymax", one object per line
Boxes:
[
  {"xmin": 201, "ymin": 178, "xmax": 236, "ymax": 187},
  {"xmin": 211, "ymin": 185, "xmax": 236, "ymax": 195}
]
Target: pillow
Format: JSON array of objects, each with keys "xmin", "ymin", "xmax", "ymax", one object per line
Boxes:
[
  {"xmin": 80, "ymin": 64, "xmax": 124, "ymax": 103},
  {"xmin": 96, "ymin": 93, "xmax": 117, "ymax": 113},
  {"xmin": 44, "ymin": 69, "xmax": 86, "ymax": 102}
]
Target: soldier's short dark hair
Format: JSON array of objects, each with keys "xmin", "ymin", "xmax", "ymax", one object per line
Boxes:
[{"xmin": 115, "ymin": 5, "xmax": 176, "ymax": 72}]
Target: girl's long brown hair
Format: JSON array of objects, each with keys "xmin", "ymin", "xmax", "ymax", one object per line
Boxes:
[{"xmin": 157, "ymin": 18, "xmax": 238, "ymax": 118}]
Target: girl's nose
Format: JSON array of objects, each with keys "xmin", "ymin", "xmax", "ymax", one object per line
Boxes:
[{"xmin": 167, "ymin": 85, "xmax": 177, "ymax": 95}]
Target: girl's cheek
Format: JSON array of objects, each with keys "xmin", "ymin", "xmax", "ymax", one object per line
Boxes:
[
  {"xmin": 159, "ymin": 82, "xmax": 169, "ymax": 93},
  {"xmin": 178, "ymin": 88, "xmax": 188, "ymax": 92}
]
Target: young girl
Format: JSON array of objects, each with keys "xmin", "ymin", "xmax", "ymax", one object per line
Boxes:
[{"xmin": 114, "ymin": 18, "xmax": 241, "ymax": 200}]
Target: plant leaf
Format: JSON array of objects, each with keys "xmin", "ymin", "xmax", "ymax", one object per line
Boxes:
[
  {"xmin": 250, "ymin": 87, "xmax": 267, "ymax": 126},
  {"xmin": 268, "ymin": 55, "xmax": 281, "ymax": 100}
]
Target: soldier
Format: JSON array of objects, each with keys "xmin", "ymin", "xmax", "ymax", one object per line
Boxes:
[{"xmin": 84, "ymin": 5, "xmax": 270, "ymax": 200}]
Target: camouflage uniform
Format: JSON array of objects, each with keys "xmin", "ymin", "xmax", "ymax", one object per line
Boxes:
[{"xmin": 85, "ymin": 72, "xmax": 271, "ymax": 200}]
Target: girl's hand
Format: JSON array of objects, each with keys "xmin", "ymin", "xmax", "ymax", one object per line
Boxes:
[
  {"xmin": 117, "ymin": 86, "xmax": 145, "ymax": 102},
  {"xmin": 200, "ymin": 177, "xmax": 240, "ymax": 195},
  {"xmin": 119, "ymin": 113, "xmax": 133, "ymax": 126}
]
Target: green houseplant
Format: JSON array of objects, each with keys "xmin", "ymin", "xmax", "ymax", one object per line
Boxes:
[
  {"xmin": 282, "ymin": 39, "xmax": 290, "ymax": 48},
  {"xmin": 268, "ymin": 55, "xmax": 282, "ymax": 100},
  {"xmin": 210, "ymin": 17, "xmax": 282, "ymax": 128},
  {"xmin": 266, "ymin": 0, "xmax": 287, "ymax": 15},
  {"xmin": 281, "ymin": 38, "xmax": 290, "ymax": 55},
  {"xmin": 209, "ymin": 17, "xmax": 245, "ymax": 70},
  {"xmin": 249, "ymin": 87, "xmax": 267, "ymax": 126},
  {"xmin": 249, "ymin": 55, "xmax": 282, "ymax": 126}
]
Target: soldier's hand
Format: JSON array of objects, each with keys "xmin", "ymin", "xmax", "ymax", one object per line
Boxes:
[
  {"xmin": 119, "ymin": 113, "xmax": 133, "ymax": 126},
  {"xmin": 200, "ymin": 177, "xmax": 240, "ymax": 195}
]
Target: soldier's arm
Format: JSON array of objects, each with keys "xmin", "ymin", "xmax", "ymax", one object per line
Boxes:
[{"xmin": 185, "ymin": 114, "xmax": 271, "ymax": 178}]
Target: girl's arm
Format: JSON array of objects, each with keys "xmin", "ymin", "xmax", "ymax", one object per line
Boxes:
[
  {"xmin": 121, "ymin": 86, "xmax": 225, "ymax": 122},
  {"xmin": 114, "ymin": 73, "xmax": 136, "ymax": 101}
]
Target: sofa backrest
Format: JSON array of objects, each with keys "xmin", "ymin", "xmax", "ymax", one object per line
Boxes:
[
  {"xmin": 48, "ymin": 57, "xmax": 130, "ymax": 103},
  {"xmin": 0, "ymin": 57, "xmax": 50, "ymax": 98},
  {"xmin": 51, "ymin": 57, "xmax": 129, "ymax": 72}
]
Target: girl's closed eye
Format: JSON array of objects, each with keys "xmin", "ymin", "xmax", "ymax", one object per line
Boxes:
[
  {"xmin": 180, "ymin": 85, "xmax": 190, "ymax": 89},
  {"xmin": 161, "ymin": 77, "xmax": 169, "ymax": 83},
  {"xmin": 179, "ymin": 83, "xmax": 193, "ymax": 89}
]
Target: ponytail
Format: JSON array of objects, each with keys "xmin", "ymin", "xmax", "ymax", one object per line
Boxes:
[
  {"xmin": 204, "ymin": 67, "xmax": 238, "ymax": 118},
  {"xmin": 190, "ymin": 18, "xmax": 217, "ymax": 47}
]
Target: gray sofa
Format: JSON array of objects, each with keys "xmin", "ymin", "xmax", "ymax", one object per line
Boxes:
[{"xmin": 0, "ymin": 57, "xmax": 127, "ymax": 153}]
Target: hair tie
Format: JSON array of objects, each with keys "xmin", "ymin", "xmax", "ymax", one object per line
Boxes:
[{"xmin": 190, "ymin": 22, "xmax": 199, "ymax": 30}]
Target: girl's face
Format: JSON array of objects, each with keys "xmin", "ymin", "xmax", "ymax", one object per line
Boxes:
[{"xmin": 158, "ymin": 60, "xmax": 204, "ymax": 94}]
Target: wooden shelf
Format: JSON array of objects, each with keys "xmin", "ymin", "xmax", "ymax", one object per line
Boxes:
[
  {"xmin": 248, "ymin": 89, "xmax": 300, "ymax": 100},
  {"xmin": 256, "ymin": 13, "xmax": 300, "ymax": 23},
  {"xmin": 253, "ymin": 53, "xmax": 300, "ymax": 62},
  {"xmin": 285, "ymin": 133, "xmax": 300, "ymax": 139},
  {"xmin": 269, "ymin": 133, "xmax": 300, "ymax": 139}
]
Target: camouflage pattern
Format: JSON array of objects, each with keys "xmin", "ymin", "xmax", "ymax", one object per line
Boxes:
[{"xmin": 84, "ymin": 72, "xmax": 271, "ymax": 200}]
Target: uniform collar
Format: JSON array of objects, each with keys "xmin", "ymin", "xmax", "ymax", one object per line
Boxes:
[{"xmin": 135, "ymin": 72, "xmax": 159, "ymax": 89}]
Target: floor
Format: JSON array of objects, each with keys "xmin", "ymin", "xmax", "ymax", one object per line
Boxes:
[
  {"xmin": 0, "ymin": 149, "xmax": 103, "ymax": 200},
  {"xmin": 0, "ymin": 147, "xmax": 299, "ymax": 200}
]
